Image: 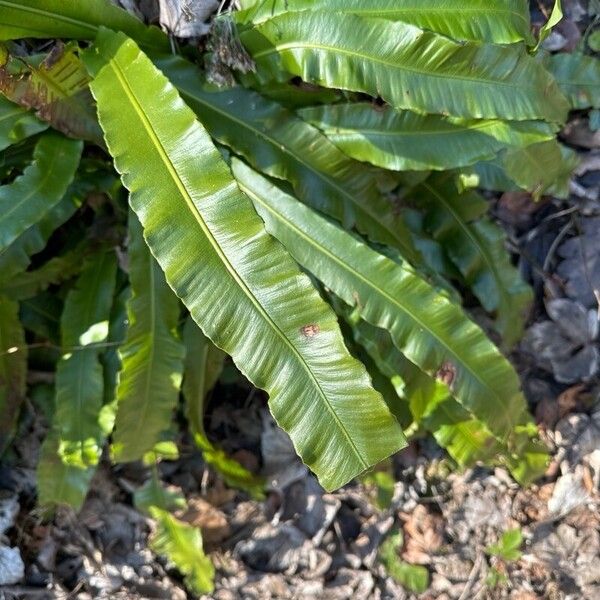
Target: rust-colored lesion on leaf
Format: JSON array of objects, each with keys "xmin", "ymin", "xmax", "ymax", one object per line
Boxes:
[
  {"xmin": 435, "ymin": 361, "xmax": 457, "ymax": 389},
  {"xmin": 300, "ymin": 324, "xmax": 320, "ymax": 338}
]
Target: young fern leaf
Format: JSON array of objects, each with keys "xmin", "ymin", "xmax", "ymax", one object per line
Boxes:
[
  {"xmin": 0, "ymin": 0, "xmax": 168, "ymax": 50},
  {"xmin": 135, "ymin": 474, "xmax": 215, "ymax": 595},
  {"xmin": 239, "ymin": 11, "xmax": 569, "ymax": 123},
  {"xmin": 237, "ymin": 0, "xmax": 535, "ymax": 45},
  {"xmin": 156, "ymin": 56, "xmax": 421, "ymax": 266},
  {"xmin": 0, "ymin": 43, "xmax": 103, "ymax": 144},
  {"xmin": 233, "ymin": 159, "xmax": 529, "ymax": 440},
  {"xmin": 0, "ymin": 95, "xmax": 47, "ymax": 152},
  {"xmin": 0, "ymin": 132, "xmax": 82, "ymax": 254},
  {"xmin": 0, "ymin": 295, "xmax": 26, "ymax": 454},
  {"xmin": 183, "ymin": 317, "xmax": 264, "ymax": 497},
  {"xmin": 86, "ymin": 30, "xmax": 404, "ymax": 491},
  {"xmin": 298, "ymin": 103, "xmax": 556, "ymax": 172},
  {"xmin": 413, "ymin": 176, "xmax": 533, "ymax": 347},
  {"xmin": 112, "ymin": 213, "xmax": 185, "ymax": 463},
  {"xmin": 38, "ymin": 251, "xmax": 117, "ymax": 509}
]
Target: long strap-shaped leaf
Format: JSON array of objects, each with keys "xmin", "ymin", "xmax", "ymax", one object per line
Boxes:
[
  {"xmin": 156, "ymin": 56, "xmax": 421, "ymax": 266},
  {"xmin": 87, "ymin": 30, "xmax": 404, "ymax": 491},
  {"xmin": 239, "ymin": 11, "xmax": 569, "ymax": 123},
  {"xmin": 0, "ymin": 96, "xmax": 47, "ymax": 152},
  {"xmin": 413, "ymin": 177, "xmax": 532, "ymax": 347},
  {"xmin": 0, "ymin": 132, "xmax": 81, "ymax": 253},
  {"xmin": 112, "ymin": 213, "xmax": 185, "ymax": 462},
  {"xmin": 0, "ymin": 295, "xmax": 26, "ymax": 454},
  {"xmin": 54, "ymin": 251, "xmax": 117, "ymax": 467},
  {"xmin": 299, "ymin": 103, "xmax": 556, "ymax": 172},
  {"xmin": 0, "ymin": 0, "xmax": 167, "ymax": 49},
  {"xmin": 39, "ymin": 251, "xmax": 117, "ymax": 509},
  {"xmin": 237, "ymin": 0, "xmax": 534, "ymax": 45},
  {"xmin": 233, "ymin": 160, "xmax": 528, "ymax": 439}
]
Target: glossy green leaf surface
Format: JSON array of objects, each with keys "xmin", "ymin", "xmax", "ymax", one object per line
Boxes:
[
  {"xmin": 234, "ymin": 160, "xmax": 529, "ymax": 439},
  {"xmin": 0, "ymin": 0, "xmax": 167, "ymax": 49},
  {"xmin": 413, "ymin": 177, "xmax": 533, "ymax": 347},
  {"xmin": 0, "ymin": 96, "xmax": 47, "ymax": 152},
  {"xmin": 157, "ymin": 56, "xmax": 421, "ymax": 265},
  {"xmin": 87, "ymin": 30, "xmax": 405, "ymax": 491},
  {"xmin": 0, "ymin": 132, "xmax": 81, "ymax": 254},
  {"xmin": 239, "ymin": 12, "xmax": 569, "ymax": 122},
  {"xmin": 0, "ymin": 295, "xmax": 26, "ymax": 454},
  {"xmin": 112, "ymin": 213, "xmax": 185, "ymax": 463},
  {"xmin": 237, "ymin": 0, "xmax": 534, "ymax": 45},
  {"xmin": 299, "ymin": 103, "xmax": 556, "ymax": 172}
]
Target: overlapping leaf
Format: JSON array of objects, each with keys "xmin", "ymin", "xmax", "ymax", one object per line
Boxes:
[
  {"xmin": 547, "ymin": 52, "xmax": 600, "ymax": 109},
  {"xmin": 345, "ymin": 315, "xmax": 547, "ymax": 484},
  {"xmin": 112, "ymin": 213, "xmax": 185, "ymax": 463},
  {"xmin": 234, "ymin": 160, "xmax": 529, "ymax": 439},
  {"xmin": 0, "ymin": 0, "xmax": 167, "ymax": 49},
  {"xmin": 0, "ymin": 43, "xmax": 102, "ymax": 143},
  {"xmin": 411, "ymin": 176, "xmax": 533, "ymax": 347},
  {"xmin": 461, "ymin": 140, "xmax": 578, "ymax": 199},
  {"xmin": 0, "ymin": 132, "xmax": 81, "ymax": 254},
  {"xmin": 157, "ymin": 56, "xmax": 421, "ymax": 265},
  {"xmin": 237, "ymin": 0, "xmax": 534, "ymax": 45},
  {"xmin": 299, "ymin": 103, "xmax": 556, "ymax": 172},
  {"xmin": 87, "ymin": 30, "xmax": 405, "ymax": 491},
  {"xmin": 239, "ymin": 11, "xmax": 569, "ymax": 122}
]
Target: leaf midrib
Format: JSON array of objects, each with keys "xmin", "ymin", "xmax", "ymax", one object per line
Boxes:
[
  {"xmin": 421, "ymin": 182, "xmax": 508, "ymax": 314},
  {"xmin": 252, "ymin": 40, "xmax": 535, "ymax": 92},
  {"xmin": 0, "ymin": 145, "xmax": 62, "ymax": 242},
  {"xmin": 107, "ymin": 57, "xmax": 369, "ymax": 470},
  {"xmin": 242, "ymin": 180, "xmax": 512, "ymax": 430},
  {"xmin": 0, "ymin": 1, "xmax": 98, "ymax": 34},
  {"xmin": 178, "ymin": 88, "xmax": 414, "ymax": 258}
]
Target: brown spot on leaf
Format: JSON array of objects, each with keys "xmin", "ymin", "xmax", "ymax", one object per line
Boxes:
[
  {"xmin": 435, "ymin": 361, "xmax": 457, "ymax": 389},
  {"xmin": 300, "ymin": 324, "xmax": 320, "ymax": 338}
]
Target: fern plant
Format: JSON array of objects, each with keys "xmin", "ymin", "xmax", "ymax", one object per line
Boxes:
[{"xmin": 0, "ymin": 0, "xmax": 598, "ymax": 593}]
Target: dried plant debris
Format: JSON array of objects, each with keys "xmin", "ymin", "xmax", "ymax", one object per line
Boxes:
[
  {"xmin": 524, "ymin": 299, "xmax": 599, "ymax": 383},
  {"xmin": 556, "ymin": 217, "xmax": 600, "ymax": 309},
  {"xmin": 159, "ymin": 0, "xmax": 219, "ymax": 37}
]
